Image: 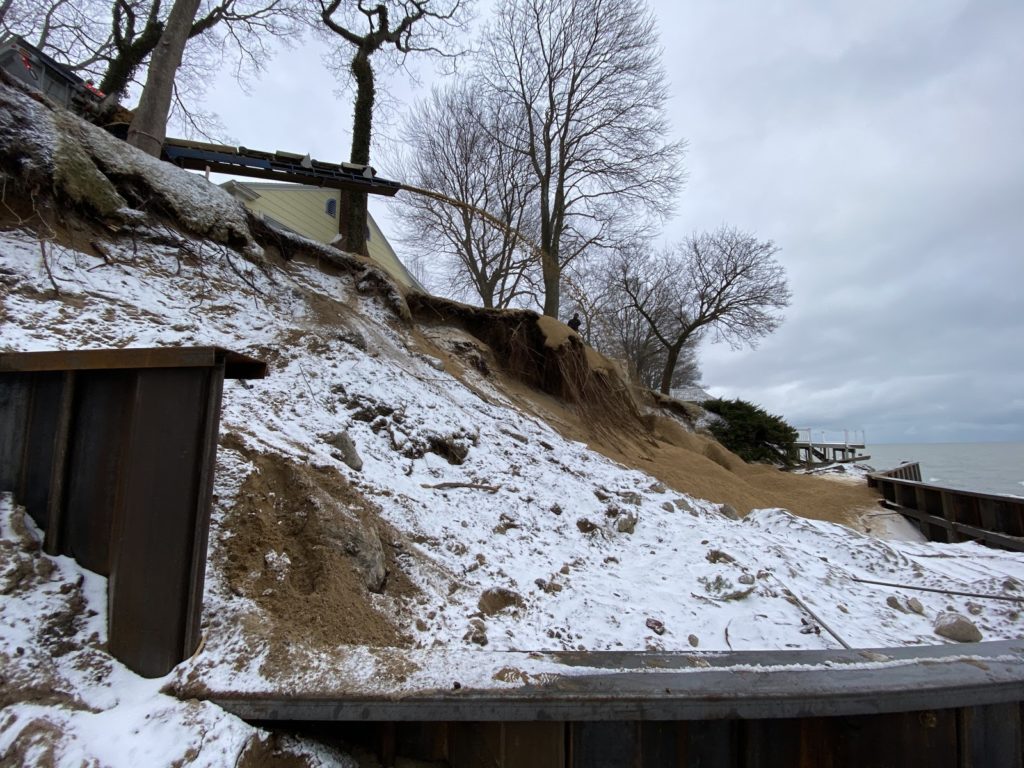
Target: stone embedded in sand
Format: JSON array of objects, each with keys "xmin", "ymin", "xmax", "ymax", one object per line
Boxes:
[
  {"xmin": 576, "ymin": 518, "xmax": 598, "ymax": 534},
  {"xmin": 478, "ymin": 587, "xmax": 525, "ymax": 615},
  {"xmin": 645, "ymin": 618, "xmax": 666, "ymax": 635},
  {"xmin": 616, "ymin": 512, "xmax": 638, "ymax": 534},
  {"xmin": 886, "ymin": 596, "xmax": 906, "ymax": 612},
  {"xmin": 464, "ymin": 618, "xmax": 489, "ymax": 646},
  {"xmin": 324, "ymin": 430, "xmax": 363, "ymax": 471},
  {"xmin": 719, "ymin": 503, "xmax": 741, "ymax": 520},
  {"xmin": 673, "ymin": 498, "xmax": 695, "ymax": 514},
  {"xmin": 933, "ymin": 612, "xmax": 983, "ymax": 643}
]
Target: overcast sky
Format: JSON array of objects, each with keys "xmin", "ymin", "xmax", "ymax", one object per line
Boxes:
[{"xmin": 204, "ymin": 0, "xmax": 1023, "ymax": 444}]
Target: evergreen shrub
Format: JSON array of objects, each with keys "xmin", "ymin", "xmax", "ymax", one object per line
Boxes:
[{"xmin": 703, "ymin": 398, "xmax": 798, "ymax": 465}]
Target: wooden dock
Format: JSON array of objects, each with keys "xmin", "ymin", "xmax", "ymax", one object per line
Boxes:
[{"xmin": 794, "ymin": 428, "xmax": 869, "ymax": 463}]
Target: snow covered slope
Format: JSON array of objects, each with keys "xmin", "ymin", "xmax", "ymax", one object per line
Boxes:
[{"xmin": 2, "ymin": 80, "xmax": 1023, "ymax": 764}]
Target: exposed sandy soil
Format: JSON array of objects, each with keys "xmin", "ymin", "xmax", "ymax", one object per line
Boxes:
[
  {"xmin": 215, "ymin": 439, "xmax": 417, "ymax": 659},
  {"xmin": 410, "ymin": 322, "xmax": 881, "ymax": 529}
]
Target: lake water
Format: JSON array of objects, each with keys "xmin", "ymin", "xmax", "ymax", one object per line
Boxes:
[{"xmin": 864, "ymin": 442, "xmax": 1024, "ymax": 498}]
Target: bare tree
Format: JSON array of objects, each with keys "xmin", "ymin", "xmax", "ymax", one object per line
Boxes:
[
  {"xmin": 479, "ymin": 0, "xmax": 685, "ymax": 318},
  {"xmin": 317, "ymin": 0, "xmax": 471, "ymax": 256},
  {"xmin": 127, "ymin": 0, "xmax": 202, "ymax": 155},
  {"xmin": 393, "ymin": 82, "xmax": 540, "ymax": 308},
  {"xmin": 3, "ymin": 0, "xmax": 301, "ymax": 134},
  {"xmin": 615, "ymin": 227, "xmax": 791, "ymax": 395},
  {"xmin": 564, "ymin": 254, "xmax": 700, "ymax": 390}
]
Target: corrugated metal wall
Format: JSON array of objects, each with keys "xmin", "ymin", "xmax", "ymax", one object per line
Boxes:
[{"xmin": 0, "ymin": 347, "xmax": 266, "ymax": 677}]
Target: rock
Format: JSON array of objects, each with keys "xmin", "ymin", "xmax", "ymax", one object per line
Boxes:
[
  {"xmin": 933, "ymin": 612, "xmax": 983, "ymax": 643},
  {"xmin": 645, "ymin": 618, "xmax": 666, "ymax": 635},
  {"xmin": 415, "ymin": 619, "xmax": 428, "ymax": 632},
  {"xmin": 719, "ymin": 504, "xmax": 741, "ymax": 521},
  {"xmin": 648, "ymin": 483, "xmax": 667, "ymax": 494},
  {"xmin": 738, "ymin": 573, "xmax": 755, "ymax": 585},
  {"xmin": 706, "ymin": 549, "xmax": 735, "ymax": 564},
  {"xmin": 886, "ymin": 596, "xmax": 906, "ymax": 612},
  {"xmin": 324, "ymin": 431, "xmax": 363, "ymax": 471},
  {"xmin": 559, "ymin": 564, "xmax": 570, "ymax": 575},
  {"xmin": 430, "ymin": 435, "xmax": 471, "ymax": 465},
  {"xmin": 576, "ymin": 518, "xmax": 598, "ymax": 534},
  {"xmin": 320, "ymin": 508, "xmax": 387, "ymax": 594},
  {"xmin": 673, "ymin": 498, "xmax": 695, "ymax": 514},
  {"xmin": 494, "ymin": 513, "xmax": 519, "ymax": 534},
  {"xmin": 593, "ymin": 488, "xmax": 611, "ymax": 502},
  {"xmin": 500, "ymin": 427, "xmax": 529, "ymax": 444},
  {"xmin": 464, "ymin": 618, "xmax": 488, "ymax": 646},
  {"xmin": 616, "ymin": 491, "xmax": 642, "ymax": 506},
  {"xmin": 616, "ymin": 512, "xmax": 638, "ymax": 534},
  {"xmin": 688, "ymin": 634, "xmax": 699, "ymax": 648},
  {"xmin": 908, "ymin": 598, "xmax": 925, "ymax": 615},
  {"xmin": 478, "ymin": 587, "xmax": 525, "ymax": 615},
  {"xmin": 966, "ymin": 601, "xmax": 983, "ymax": 616},
  {"xmin": 549, "ymin": 503, "xmax": 563, "ymax": 516},
  {"xmin": 336, "ymin": 329, "xmax": 367, "ymax": 352},
  {"xmin": 661, "ymin": 502, "xmax": 675, "ymax": 512}
]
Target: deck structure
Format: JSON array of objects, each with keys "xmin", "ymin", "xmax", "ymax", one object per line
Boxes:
[{"xmin": 794, "ymin": 428, "xmax": 869, "ymax": 463}]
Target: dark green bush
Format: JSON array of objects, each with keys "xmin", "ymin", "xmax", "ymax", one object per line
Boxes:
[{"xmin": 703, "ymin": 398, "xmax": 798, "ymax": 465}]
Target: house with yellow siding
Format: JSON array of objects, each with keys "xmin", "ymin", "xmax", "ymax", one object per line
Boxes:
[{"xmin": 221, "ymin": 180, "xmax": 423, "ymax": 291}]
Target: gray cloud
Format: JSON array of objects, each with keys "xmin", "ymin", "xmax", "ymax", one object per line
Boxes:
[
  {"xmin": 658, "ymin": 0, "xmax": 1024, "ymax": 442},
  {"xmin": 201, "ymin": 0, "xmax": 1022, "ymax": 443}
]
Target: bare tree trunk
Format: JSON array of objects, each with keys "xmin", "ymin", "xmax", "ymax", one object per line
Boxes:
[
  {"xmin": 341, "ymin": 50, "xmax": 374, "ymax": 256},
  {"xmin": 127, "ymin": 0, "xmax": 202, "ymax": 157},
  {"xmin": 0, "ymin": 0, "xmax": 16, "ymax": 26},
  {"xmin": 659, "ymin": 341, "xmax": 683, "ymax": 395}
]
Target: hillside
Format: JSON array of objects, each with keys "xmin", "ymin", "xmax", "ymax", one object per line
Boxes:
[{"xmin": 2, "ymin": 80, "xmax": 1024, "ymax": 765}]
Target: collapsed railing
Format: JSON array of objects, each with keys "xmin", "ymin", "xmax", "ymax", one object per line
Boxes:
[{"xmin": 868, "ymin": 462, "xmax": 1024, "ymax": 551}]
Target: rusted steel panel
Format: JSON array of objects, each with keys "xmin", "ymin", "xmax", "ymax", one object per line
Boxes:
[
  {"xmin": 504, "ymin": 723, "xmax": 564, "ymax": 768},
  {"xmin": 638, "ymin": 721, "xmax": 684, "ymax": 768},
  {"xmin": 742, "ymin": 719, "xmax": 801, "ymax": 768},
  {"xmin": 571, "ymin": 721, "xmax": 638, "ymax": 767},
  {"xmin": 0, "ymin": 373, "xmax": 31, "ymax": 492},
  {"xmin": 681, "ymin": 720, "xmax": 739, "ymax": 767},
  {"xmin": 448, "ymin": 722, "xmax": 503, "ymax": 768},
  {"xmin": 834, "ymin": 709, "xmax": 957, "ymax": 768},
  {"xmin": 958, "ymin": 702, "xmax": 1022, "ymax": 768},
  {"xmin": 19, "ymin": 372, "xmax": 70, "ymax": 531},
  {"xmin": 60, "ymin": 371, "xmax": 135, "ymax": 574},
  {"xmin": 109, "ymin": 365, "xmax": 219, "ymax": 678},
  {"xmin": 0, "ymin": 346, "xmax": 266, "ymax": 379},
  {"xmin": 0, "ymin": 346, "xmax": 264, "ymax": 679}
]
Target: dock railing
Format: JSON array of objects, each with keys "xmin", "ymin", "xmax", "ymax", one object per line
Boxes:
[
  {"xmin": 868, "ymin": 462, "xmax": 1024, "ymax": 551},
  {"xmin": 794, "ymin": 428, "xmax": 868, "ymax": 463}
]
